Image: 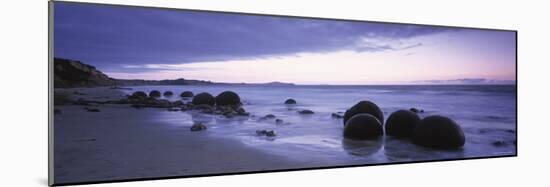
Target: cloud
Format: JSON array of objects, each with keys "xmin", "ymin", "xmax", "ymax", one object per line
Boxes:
[
  {"xmin": 353, "ymin": 37, "xmax": 423, "ymax": 52},
  {"xmin": 53, "ymin": 2, "xmax": 454, "ymax": 71}
]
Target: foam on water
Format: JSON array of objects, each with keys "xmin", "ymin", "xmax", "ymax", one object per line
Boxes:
[{"xmin": 122, "ymin": 84, "xmax": 516, "ymax": 164}]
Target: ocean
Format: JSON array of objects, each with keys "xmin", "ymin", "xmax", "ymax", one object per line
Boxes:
[{"xmin": 120, "ymin": 84, "xmax": 517, "ymax": 165}]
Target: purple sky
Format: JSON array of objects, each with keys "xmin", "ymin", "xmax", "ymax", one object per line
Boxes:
[{"xmin": 53, "ymin": 2, "xmax": 516, "ymax": 85}]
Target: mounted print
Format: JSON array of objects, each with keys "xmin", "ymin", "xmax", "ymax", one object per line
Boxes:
[{"xmin": 49, "ymin": 1, "xmax": 517, "ymax": 186}]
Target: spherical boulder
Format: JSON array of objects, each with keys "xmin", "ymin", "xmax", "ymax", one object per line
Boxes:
[
  {"xmin": 180, "ymin": 91, "xmax": 194, "ymax": 98},
  {"xmin": 149, "ymin": 90, "xmax": 161, "ymax": 98},
  {"xmin": 163, "ymin": 91, "xmax": 173, "ymax": 97},
  {"xmin": 343, "ymin": 100, "xmax": 384, "ymax": 126},
  {"xmin": 284, "ymin": 98, "xmax": 297, "ymax": 104},
  {"xmin": 129, "ymin": 91, "xmax": 147, "ymax": 100},
  {"xmin": 343, "ymin": 113, "xmax": 383, "ymax": 140},
  {"xmin": 192, "ymin": 92, "xmax": 215, "ymax": 106},
  {"xmin": 215, "ymin": 91, "xmax": 241, "ymax": 106},
  {"xmin": 385, "ymin": 110, "xmax": 421, "ymax": 138},
  {"xmin": 412, "ymin": 115, "xmax": 465, "ymax": 149}
]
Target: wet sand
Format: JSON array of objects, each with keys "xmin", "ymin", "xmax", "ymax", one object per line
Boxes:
[{"xmin": 53, "ymin": 88, "xmax": 308, "ymax": 184}]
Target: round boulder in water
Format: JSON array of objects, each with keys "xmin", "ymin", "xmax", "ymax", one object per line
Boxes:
[
  {"xmin": 215, "ymin": 91, "xmax": 241, "ymax": 106},
  {"xmin": 385, "ymin": 110, "xmax": 421, "ymax": 138},
  {"xmin": 412, "ymin": 115, "xmax": 465, "ymax": 149},
  {"xmin": 343, "ymin": 113, "xmax": 383, "ymax": 140},
  {"xmin": 343, "ymin": 100, "xmax": 384, "ymax": 126},
  {"xmin": 130, "ymin": 91, "xmax": 147, "ymax": 100},
  {"xmin": 192, "ymin": 92, "xmax": 215, "ymax": 106},
  {"xmin": 163, "ymin": 91, "xmax": 173, "ymax": 97},
  {"xmin": 149, "ymin": 90, "xmax": 161, "ymax": 98},
  {"xmin": 180, "ymin": 91, "xmax": 194, "ymax": 98},
  {"xmin": 284, "ymin": 98, "xmax": 297, "ymax": 104}
]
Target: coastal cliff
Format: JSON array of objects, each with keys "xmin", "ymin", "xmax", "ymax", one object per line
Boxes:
[{"xmin": 53, "ymin": 58, "xmax": 214, "ymax": 88}]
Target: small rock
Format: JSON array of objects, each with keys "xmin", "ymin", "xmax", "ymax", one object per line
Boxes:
[
  {"xmin": 131, "ymin": 104, "xmax": 143, "ymax": 109},
  {"xmin": 167, "ymin": 108, "xmax": 180, "ymax": 112},
  {"xmin": 275, "ymin": 119, "xmax": 284, "ymax": 124},
  {"xmin": 410, "ymin": 107, "xmax": 424, "ymax": 113},
  {"xmin": 284, "ymin": 98, "xmax": 297, "ymax": 104},
  {"xmin": 331, "ymin": 113, "xmax": 343, "ymax": 119},
  {"xmin": 265, "ymin": 114, "xmax": 276, "ymax": 119},
  {"xmin": 84, "ymin": 107, "xmax": 100, "ymax": 112},
  {"xmin": 73, "ymin": 98, "xmax": 90, "ymax": 106},
  {"xmin": 150, "ymin": 99, "xmax": 171, "ymax": 108},
  {"xmin": 256, "ymin": 130, "xmax": 276, "ymax": 137},
  {"xmin": 190, "ymin": 122, "xmax": 207, "ymax": 131},
  {"xmin": 223, "ymin": 111, "xmax": 237, "ymax": 118},
  {"xmin": 171, "ymin": 100, "xmax": 184, "ymax": 107},
  {"xmin": 298, "ymin": 110, "xmax": 314, "ymax": 115},
  {"xmin": 191, "ymin": 104, "xmax": 214, "ymax": 111},
  {"xmin": 180, "ymin": 105, "xmax": 189, "ymax": 111},
  {"xmin": 492, "ymin": 140, "xmax": 507, "ymax": 147},
  {"xmin": 73, "ymin": 91, "xmax": 86, "ymax": 95}
]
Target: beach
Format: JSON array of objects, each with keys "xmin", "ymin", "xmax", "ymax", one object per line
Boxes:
[{"xmin": 53, "ymin": 85, "xmax": 516, "ymax": 183}]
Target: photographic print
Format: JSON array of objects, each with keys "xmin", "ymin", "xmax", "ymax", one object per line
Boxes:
[{"xmin": 50, "ymin": 1, "xmax": 517, "ymax": 185}]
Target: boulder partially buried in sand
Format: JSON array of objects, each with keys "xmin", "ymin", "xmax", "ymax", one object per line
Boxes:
[
  {"xmin": 192, "ymin": 92, "xmax": 215, "ymax": 106},
  {"xmin": 385, "ymin": 110, "xmax": 421, "ymax": 138},
  {"xmin": 163, "ymin": 91, "xmax": 173, "ymax": 97},
  {"xmin": 180, "ymin": 91, "xmax": 194, "ymax": 98},
  {"xmin": 343, "ymin": 100, "xmax": 384, "ymax": 126},
  {"xmin": 298, "ymin": 109, "xmax": 314, "ymax": 115},
  {"xmin": 343, "ymin": 113, "xmax": 383, "ymax": 140},
  {"xmin": 412, "ymin": 115, "xmax": 465, "ymax": 149},
  {"xmin": 215, "ymin": 91, "xmax": 241, "ymax": 106},
  {"xmin": 129, "ymin": 91, "xmax": 147, "ymax": 100},
  {"xmin": 149, "ymin": 90, "xmax": 161, "ymax": 98},
  {"xmin": 284, "ymin": 98, "xmax": 297, "ymax": 104}
]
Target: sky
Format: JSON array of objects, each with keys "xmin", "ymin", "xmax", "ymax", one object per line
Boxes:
[{"xmin": 53, "ymin": 2, "xmax": 516, "ymax": 85}]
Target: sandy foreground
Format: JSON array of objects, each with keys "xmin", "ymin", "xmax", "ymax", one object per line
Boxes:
[{"xmin": 53, "ymin": 88, "xmax": 313, "ymax": 184}]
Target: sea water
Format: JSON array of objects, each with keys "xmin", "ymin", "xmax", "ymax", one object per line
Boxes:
[{"xmin": 120, "ymin": 84, "xmax": 516, "ymax": 166}]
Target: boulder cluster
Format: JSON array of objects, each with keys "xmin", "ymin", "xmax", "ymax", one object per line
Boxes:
[{"xmin": 342, "ymin": 100, "xmax": 465, "ymax": 150}]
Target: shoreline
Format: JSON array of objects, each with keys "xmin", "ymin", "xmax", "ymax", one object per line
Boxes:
[
  {"xmin": 54, "ymin": 102, "xmax": 308, "ymax": 184},
  {"xmin": 52, "ymin": 86, "xmax": 517, "ymax": 183}
]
